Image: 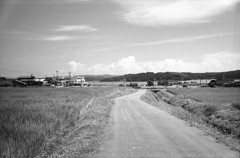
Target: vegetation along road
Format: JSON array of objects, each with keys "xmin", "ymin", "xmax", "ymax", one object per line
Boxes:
[{"xmin": 91, "ymin": 90, "xmax": 239, "ymax": 158}]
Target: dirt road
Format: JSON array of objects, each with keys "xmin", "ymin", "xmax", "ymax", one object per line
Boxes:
[{"xmin": 91, "ymin": 90, "xmax": 239, "ymax": 158}]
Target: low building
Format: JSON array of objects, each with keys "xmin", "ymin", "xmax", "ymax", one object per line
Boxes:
[
  {"xmin": 70, "ymin": 76, "xmax": 88, "ymax": 86},
  {"xmin": 13, "ymin": 75, "xmax": 43, "ymax": 87}
]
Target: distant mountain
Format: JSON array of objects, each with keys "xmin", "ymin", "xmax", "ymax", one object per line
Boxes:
[{"xmin": 100, "ymin": 70, "xmax": 240, "ymax": 82}]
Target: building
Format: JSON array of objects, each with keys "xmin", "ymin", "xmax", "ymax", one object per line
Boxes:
[
  {"xmin": 52, "ymin": 75, "xmax": 88, "ymax": 87},
  {"xmin": 13, "ymin": 75, "xmax": 43, "ymax": 87},
  {"xmin": 70, "ymin": 76, "xmax": 88, "ymax": 87}
]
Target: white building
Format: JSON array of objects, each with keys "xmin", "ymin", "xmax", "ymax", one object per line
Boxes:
[{"xmin": 71, "ymin": 76, "xmax": 88, "ymax": 86}]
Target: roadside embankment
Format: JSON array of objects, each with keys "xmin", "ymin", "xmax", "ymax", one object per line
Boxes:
[{"xmin": 141, "ymin": 89, "xmax": 240, "ymax": 151}]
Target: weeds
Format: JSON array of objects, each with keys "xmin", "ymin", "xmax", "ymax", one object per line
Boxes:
[
  {"xmin": 203, "ymin": 105, "xmax": 217, "ymax": 117},
  {"xmin": 232, "ymin": 103, "xmax": 240, "ymax": 110}
]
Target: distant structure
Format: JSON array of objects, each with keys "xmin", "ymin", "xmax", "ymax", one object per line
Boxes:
[
  {"xmin": 13, "ymin": 75, "xmax": 43, "ymax": 87},
  {"xmin": 70, "ymin": 76, "xmax": 88, "ymax": 87},
  {"xmin": 54, "ymin": 75, "xmax": 88, "ymax": 87}
]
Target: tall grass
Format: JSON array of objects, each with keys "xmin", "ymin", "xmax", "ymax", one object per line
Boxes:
[{"xmin": 0, "ymin": 87, "xmax": 128, "ymax": 157}]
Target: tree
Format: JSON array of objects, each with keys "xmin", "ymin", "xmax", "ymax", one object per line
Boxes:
[{"xmin": 147, "ymin": 80, "xmax": 154, "ymax": 86}]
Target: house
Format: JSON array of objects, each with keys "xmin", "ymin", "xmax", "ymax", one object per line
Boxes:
[
  {"xmin": 70, "ymin": 76, "xmax": 88, "ymax": 86},
  {"xmin": 46, "ymin": 75, "xmax": 89, "ymax": 87},
  {"xmin": 16, "ymin": 75, "xmax": 43, "ymax": 86}
]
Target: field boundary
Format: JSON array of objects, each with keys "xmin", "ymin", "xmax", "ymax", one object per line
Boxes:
[{"xmin": 80, "ymin": 96, "xmax": 95, "ymax": 115}]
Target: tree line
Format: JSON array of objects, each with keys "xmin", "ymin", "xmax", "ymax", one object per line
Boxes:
[{"xmin": 100, "ymin": 70, "xmax": 240, "ymax": 82}]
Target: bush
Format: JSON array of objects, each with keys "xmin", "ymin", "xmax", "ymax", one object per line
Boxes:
[
  {"xmin": 203, "ymin": 105, "xmax": 217, "ymax": 117},
  {"xmin": 232, "ymin": 103, "xmax": 240, "ymax": 110},
  {"xmin": 147, "ymin": 80, "xmax": 154, "ymax": 86}
]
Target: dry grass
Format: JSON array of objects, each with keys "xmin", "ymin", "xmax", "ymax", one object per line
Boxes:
[{"xmin": 0, "ymin": 87, "xmax": 134, "ymax": 158}]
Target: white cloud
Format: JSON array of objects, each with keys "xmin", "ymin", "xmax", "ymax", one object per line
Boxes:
[
  {"xmin": 43, "ymin": 36, "xmax": 77, "ymax": 41},
  {"xmin": 88, "ymin": 32, "xmax": 236, "ymax": 52},
  {"xmin": 201, "ymin": 52, "xmax": 240, "ymax": 72},
  {"xmin": 66, "ymin": 56, "xmax": 144, "ymax": 75},
  {"xmin": 67, "ymin": 61, "xmax": 86, "ymax": 73},
  {"xmin": 56, "ymin": 25, "xmax": 98, "ymax": 32},
  {"xmin": 113, "ymin": 0, "xmax": 240, "ymax": 26},
  {"xmin": 66, "ymin": 52, "xmax": 240, "ymax": 75},
  {"xmin": 130, "ymin": 32, "xmax": 236, "ymax": 47}
]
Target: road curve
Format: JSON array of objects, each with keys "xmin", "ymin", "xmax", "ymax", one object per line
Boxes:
[{"xmin": 91, "ymin": 90, "xmax": 239, "ymax": 158}]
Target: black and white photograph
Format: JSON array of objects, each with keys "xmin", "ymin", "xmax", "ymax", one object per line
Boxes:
[{"xmin": 0, "ymin": 0, "xmax": 240, "ymax": 157}]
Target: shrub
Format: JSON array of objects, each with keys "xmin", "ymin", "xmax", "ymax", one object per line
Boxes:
[
  {"xmin": 147, "ymin": 80, "xmax": 154, "ymax": 86},
  {"xmin": 203, "ymin": 105, "xmax": 217, "ymax": 117},
  {"xmin": 232, "ymin": 103, "xmax": 240, "ymax": 110}
]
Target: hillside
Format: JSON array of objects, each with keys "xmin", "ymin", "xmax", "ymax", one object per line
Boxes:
[{"xmin": 100, "ymin": 70, "xmax": 240, "ymax": 82}]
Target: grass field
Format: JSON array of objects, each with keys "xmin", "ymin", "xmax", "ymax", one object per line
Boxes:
[
  {"xmin": 88, "ymin": 81, "xmax": 147, "ymax": 86},
  {"xmin": 167, "ymin": 87, "xmax": 240, "ymax": 104},
  {"xmin": 0, "ymin": 87, "xmax": 134, "ymax": 157}
]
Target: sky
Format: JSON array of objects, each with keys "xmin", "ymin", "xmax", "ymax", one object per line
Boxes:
[{"xmin": 0, "ymin": 0, "xmax": 240, "ymax": 77}]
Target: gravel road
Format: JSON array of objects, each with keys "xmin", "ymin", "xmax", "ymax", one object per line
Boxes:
[{"xmin": 91, "ymin": 90, "xmax": 239, "ymax": 158}]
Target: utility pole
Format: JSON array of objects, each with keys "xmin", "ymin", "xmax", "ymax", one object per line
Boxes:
[
  {"xmin": 130, "ymin": 74, "xmax": 132, "ymax": 86},
  {"xmin": 69, "ymin": 72, "xmax": 71, "ymax": 86},
  {"xmin": 56, "ymin": 71, "xmax": 58, "ymax": 81}
]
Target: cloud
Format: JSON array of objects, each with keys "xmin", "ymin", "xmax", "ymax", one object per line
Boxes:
[
  {"xmin": 42, "ymin": 36, "xmax": 77, "ymax": 41},
  {"xmin": 201, "ymin": 52, "xmax": 240, "ymax": 72},
  {"xmin": 66, "ymin": 52, "xmax": 240, "ymax": 75},
  {"xmin": 66, "ymin": 56, "xmax": 144, "ymax": 75},
  {"xmin": 56, "ymin": 25, "xmax": 98, "ymax": 32},
  {"xmin": 129, "ymin": 32, "xmax": 237, "ymax": 47},
  {"xmin": 67, "ymin": 61, "xmax": 86, "ymax": 73},
  {"xmin": 89, "ymin": 32, "xmax": 236, "ymax": 52},
  {"xmin": 113, "ymin": 0, "xmax": 240, "ymax": 26}
]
